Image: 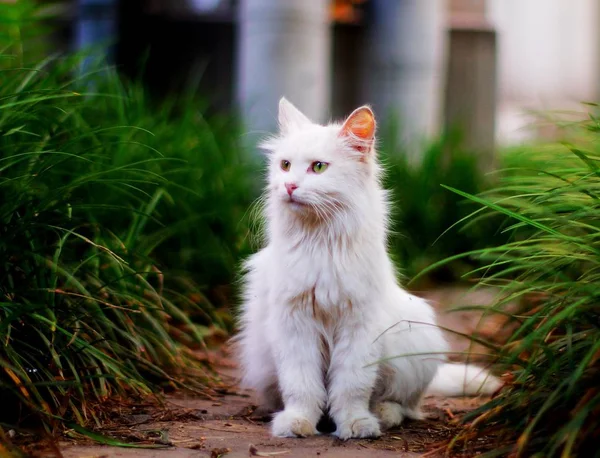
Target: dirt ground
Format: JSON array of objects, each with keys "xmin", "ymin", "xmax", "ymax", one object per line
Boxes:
[
  {"xmin": 55, "ymin": 374, "xmax": 490, "ymax": 458},
  {"xmin": 23, "ymin": 286, "xmax": 511, "ymax": 458}
]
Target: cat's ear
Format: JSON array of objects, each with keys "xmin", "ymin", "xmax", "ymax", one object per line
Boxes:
[
  {"xmin": 278, "ymin": 97, "xmax": 311, "ymax": 134},
  {"xmin": 340, "ymin": 106, "xmax": 376, "ymax": 154}
]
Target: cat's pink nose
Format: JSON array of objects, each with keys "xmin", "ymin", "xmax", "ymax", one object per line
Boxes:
[{"xmin": 285, "ymin": 182, "xmax": 298, "ymax": 196}]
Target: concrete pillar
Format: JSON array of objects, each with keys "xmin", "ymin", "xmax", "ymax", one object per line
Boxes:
[
  {"xmin": 444, "ymin": 0, "xmax": 497, "ymax": 170},
  {"xmin": 237, "ymin": 0, "xmax": 331, "ymax": 139},
  {"xmin": 363, "ymin": 0, "xmax": 445, "ymax": 152},
  {"xmin": 74, "ymin": 0, "xmax": 118, "ymax": 73},
  {"xmin": 449, "ymin": 0, "xmax": 486, "ymax": 17}
]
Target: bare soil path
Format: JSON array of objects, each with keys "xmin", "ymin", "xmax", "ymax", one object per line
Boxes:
[
  {"xmin": 37, "ymin": 287, "xmax": 511, "ymax": 457},
  {"xmin": 57, "ymin": 372, "xmax": 488, "ymax": 458}
]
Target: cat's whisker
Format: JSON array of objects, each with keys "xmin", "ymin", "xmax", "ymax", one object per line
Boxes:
[
  {"xmin": 310, "ymin": 201, "xmax": 330, "ymax": 224},
  {"xmin": 314, "ymin": 199, "xmax": 345, "ymax": 227}
]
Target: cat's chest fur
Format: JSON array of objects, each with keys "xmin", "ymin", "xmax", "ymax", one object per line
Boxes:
[{"xmin": 266, "ymin": 236, "xmax": 384, "ymax": 315}]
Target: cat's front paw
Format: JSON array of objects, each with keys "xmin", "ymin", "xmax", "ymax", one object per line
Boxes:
[
  {"xmin": 334, "ymin": 412, "xmax": 381, "ymax": 440},
  {"xmin": 271, "ymin": 409, "xmax": 317, "ymax": 438}
]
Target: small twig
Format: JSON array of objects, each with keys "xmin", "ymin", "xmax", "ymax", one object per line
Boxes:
[
  {"xmin": 171, "ymin": 438, "xmax": 197, "ymax": 444},
  {"xmin": 249, "ymin": 443, "xmax": 291, "ymax": 456},
  {"xmin": 422, "ymin": 445, "xmax": 448, "ymax": 457}
]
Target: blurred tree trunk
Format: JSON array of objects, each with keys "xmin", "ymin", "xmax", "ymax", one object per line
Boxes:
[{"xmin": 237, "ymin": 0, "xmax": 331, "ymax": 142}]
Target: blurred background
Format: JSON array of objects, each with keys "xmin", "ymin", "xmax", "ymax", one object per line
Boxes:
[
  {"xmin": 42, "ymin": 0, "xmax": 599, "ymax": 283},
  {"xmin": 3, "ymin": 2, "xmax": 600, "ymax": 454},
  {"xmin": 41, "ymin": 0, "xmax": 600, "ymax": 150}
]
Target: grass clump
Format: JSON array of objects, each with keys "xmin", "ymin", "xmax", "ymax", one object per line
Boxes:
[
  {"xmin": 437, "ymin": 113, "xmax": 600, "ymax": 457},
  {"xmin": 0, "ymin": 0, "xmax": 255, "ymax": 439},
  {"xmin": 379, "ymin": 128, "xmax": 505, "ymax": 285}
]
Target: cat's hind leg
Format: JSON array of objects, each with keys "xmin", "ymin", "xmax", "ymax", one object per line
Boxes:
[
  {"xmin": 373, "ymin": 401, "xmax": 404, "ymax": 430},
  {"xmin": 371, "ymin": 366, "xmax": 423, "ymax": 430},
  {"xmin": 235, "ymin": 301, "xmax": 280, "ymax": 413},
  {"xmin": 253, "ymin": 381, "xmax": 283, "ymax": 416},
  {"xmin": 373, "ymin": 318, "xmax": 444, "ymax": 425},
  {"xmin": 236, "ymin": 334, "xmax": 280, "ymax": 410}
]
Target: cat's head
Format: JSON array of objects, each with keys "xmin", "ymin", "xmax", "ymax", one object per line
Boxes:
[{"xmin": 261, "ymin": 98, "xmax": 379, "ymax": 223}]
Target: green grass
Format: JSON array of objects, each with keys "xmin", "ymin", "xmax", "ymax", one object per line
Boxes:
[
  {"xmin": 434, "ymin": 115, "xmax": 600, "ymax": 457},
  {"xmin": 379, "ymin": 126, "xmax": 506, "ymax": 286},
  {"xmin": 0, "ymin": 0, "xmax": 256, "ymax": 440}
]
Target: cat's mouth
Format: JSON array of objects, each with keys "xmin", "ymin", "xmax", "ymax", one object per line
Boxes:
[{"xmin": 286, "ymin": 196, "xmax": 307, "ymax": 208}]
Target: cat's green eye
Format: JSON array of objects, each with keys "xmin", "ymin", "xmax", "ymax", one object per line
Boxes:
[
  {"xmin": 311, "ymin": 161, "xmax": 329, "ymax": 174},
  {"xmin": 280, "ymin": 160, "xmax": 291, "ymax": 171}
]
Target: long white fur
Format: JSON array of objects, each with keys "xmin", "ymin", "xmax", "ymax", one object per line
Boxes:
[{"xmin": 235, "ymin": 98, "xmax": 501, "ymax": 440}]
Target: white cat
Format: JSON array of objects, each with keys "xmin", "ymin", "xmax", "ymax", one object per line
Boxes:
[{"xmin": 235, "ymin": 98, "xmax": 501, "ymax": 440}]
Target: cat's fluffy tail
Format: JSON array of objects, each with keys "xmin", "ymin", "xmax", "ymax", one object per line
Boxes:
[{"xmin": 425, "ymin": 363, "xmax": 502, "ymax": 397}]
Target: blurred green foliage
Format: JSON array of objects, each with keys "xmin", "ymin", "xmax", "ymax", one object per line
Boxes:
[
  {"xmin": 379, "ymin": 126, "xmax": 506, "ymax": 287},
  {"xmin": 0, "ymin": 0, "xmax": 256, "ymax": 437},
  {"xmin": 434, "ymin": 116, "xmax": 600, "ymax": 457}
]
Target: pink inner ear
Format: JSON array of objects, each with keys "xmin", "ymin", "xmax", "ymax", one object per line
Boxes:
[
  {"xmin": 340, "ymin": 108, "xmax": 376, "ymax": 153},
  {"xmin": 340, "ymin": 107, "xmax": 375, "ymax": 143},
  {"xmin": 343, "ymin": 109, "xmax": 375, "ymax": 139}
]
